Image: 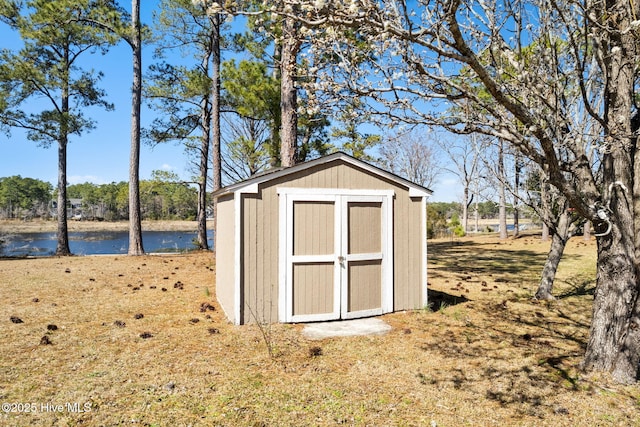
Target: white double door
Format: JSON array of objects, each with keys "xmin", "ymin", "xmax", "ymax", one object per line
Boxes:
[{"xmin": 279, "ymin": 190, "xmax": 393, "ymax": 323}]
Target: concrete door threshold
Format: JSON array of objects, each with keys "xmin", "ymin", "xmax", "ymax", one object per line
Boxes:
[{"xmin": 302, "ymin": 317, "xmax": 392, "ymax": 340}]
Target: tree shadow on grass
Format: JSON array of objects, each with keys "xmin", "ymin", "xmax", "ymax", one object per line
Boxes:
[
  {"xmin": 428, "ymin": 240, "xmax": 581, "ymax": 283},
  {"xmin": 557, "ymin": 275, "xmax": 595, "ymax": 299},
  {"xmin": 414, "ymin": 293, "xmax": 599, "ymax": 419},
  {"xmin": 427, "ymin": 289, "xmax": 469, "ymax": 311}
]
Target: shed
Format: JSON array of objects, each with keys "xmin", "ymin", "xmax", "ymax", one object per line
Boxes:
[{"xmin": 213, "ymin": 152, "xmax": 432, "ymax": 325}]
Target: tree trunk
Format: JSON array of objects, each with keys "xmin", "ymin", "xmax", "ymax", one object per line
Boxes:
[
  {"xmin": 581, "ymin": 0, "xmax": 640, "ymax": 382},
  {"xmin": 541, "ymin": 223, "xmax": 549, "ymax": 242},
  {"xmin": 474, "ymin": 195, "xmax": 479, "ymax": 233},
  {"xmin": 535, "ymin": 209, "xmax": 570, "ymax": 300},
  {"xmin": 540, "ymin": 176, "xmax": 550, "ymax": 242},
  {"xmin": 583, "ymin": 214, "xmax": 639, "ymax": 383},
  {"xmin": 498, "ymin": 140, "xmax": 508, "ymax": 239},
  {"xmin": 461, "ymin": 185, "xmax": 469, "ymax": 235},
  {"xmin": 211, "ymin": 13, "xmax": 222, "ymax": 251},
  {"xmin": 55, "ymin": 139, "xmax": 71, "ymax": 256},
  {"xmin": 197, "ymin": 100, "xmax": 211, "ymax": 250},
  {"xmin": 56, "ymin": 47, "xmax": 71, "ymax": 256},
  {"xmin": 582, "ymin": 82, "xmax": 639, "ymax": 382},
  {"xmin": 513, "ymin": 153, "xmax": 520, "ymax": 237},
  {"xmin": 583, "ymin": 221, "xmax": 591, "ymax": 241},
  {"xmin": 128, "ymin": 0, "xmax": 144, "ymax": 255},
  {"xmin": 280, "ymin": 14, "xmax": 299, "ymax": 167}
]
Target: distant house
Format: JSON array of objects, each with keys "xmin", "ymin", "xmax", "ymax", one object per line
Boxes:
[
  {"xmin": 51, "ymin": 198, "xmax": 84, "ymax": 219},
  {"xmin": 213, "ymin": 152, "xmax": 432, "ymax": 325}
]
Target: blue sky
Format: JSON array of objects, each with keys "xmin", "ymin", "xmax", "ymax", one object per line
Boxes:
[
  {"xmin": 0, "ymin": 3, "xmax": 461, "ymax": 202},
  {"xmin": 0, "ymin": 4, "xmax": 187, "ymax": 188}
]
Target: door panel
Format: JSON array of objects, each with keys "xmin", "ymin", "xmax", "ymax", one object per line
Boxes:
[
  {"xmin": 347, "ymin": 260, "xmax": 382, "ymax": 312},
  {"xmin": 348, "ymin": 202, "xmax": 382, "ymax": 254},
  {"xmin": 342, "ymin": 197, "xmax": 385, "ymax": 319},
  {"xmin": 286, "ymin": 196, "xmax": 340, "ymax": 322},
  {"xmin": 293, "ymin": 201, "xmax": 334, "ymax": 256},
  {"xmin": 292, "ymin": 263, "xmax": 335, "ymax": 316}
]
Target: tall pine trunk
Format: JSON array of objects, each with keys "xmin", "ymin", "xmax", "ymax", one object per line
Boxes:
[
  {"xmin": 128, "ymin": 0, "xmax": 144, "ymax": 255},
  {"xmin": 196, "ymin": 99, "xmax": 211, "ymax": 250},
  {"xmin": 55, "ymin": 138, "xmax": 71, "ymax": 255},
  {"xmin": 56, "ymin": 47, "xmax": 71, "ymax": 256},
  {"xmin": 280, "ymin": 14, "xmax": 299, "ymax": 167},
  {"xmin": 211, "ymin": 13, "xmax": 222, "ymax": 250}
]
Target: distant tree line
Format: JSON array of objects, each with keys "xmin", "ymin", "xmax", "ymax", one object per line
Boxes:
[
  {"xmin": 427, "ymin": 201, "xmax": 530, "ymax": 238},
  {"xmin": 0, "ymin": 176, "xmax": 53, "ymax": 219},
  {"xmin": 0, "ymin": 173, "xmax": 198, "ymax": 221}
]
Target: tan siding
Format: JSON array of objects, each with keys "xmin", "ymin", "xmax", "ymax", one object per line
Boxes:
[
  {"xmin": 215, "ymin": 194, "xmax": 236, "ymax": 323},
  {"xmin": 348, "ymin": 260, "xmax": 382, "ymax": 311},
  {"xmin": 261, "ymin": 184, "xmax": 281, "ymax": 323},
  {"xmin": 263, "ymin": 182, "xmax": 276, "ymax": 322},
  {"xmin": 393, "ymin": 196, "xmax": 424, "ymax": 310},
  {"xmin": 410, "ymin": 198, "xmax": 425, "ymax": 307},
  {"xmin": 242, "ymin": 193, "xmax": 278, "ymax": 324},
  {"xmin": 394, "ymin": 190, "xmax": 409, "ymax": 309},
  {"xmin": 293, "ymin": 263, "xmax": 334, "ymax": 315},
  {"xmin": 241, "ymin": 187, "xmax": 281, "ymax": 324}
]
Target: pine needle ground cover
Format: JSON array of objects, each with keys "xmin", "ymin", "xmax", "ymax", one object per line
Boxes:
[{"xmin": 1, "ymin": 235, "xmax": 638, "ymax": 426}]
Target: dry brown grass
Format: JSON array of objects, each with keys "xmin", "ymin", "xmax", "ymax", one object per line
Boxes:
[{"xmin": 1, "ymin": 233, "xmax": 639, "ymax": 426}]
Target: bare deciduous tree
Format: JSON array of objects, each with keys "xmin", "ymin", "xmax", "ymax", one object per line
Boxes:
[
  {"xmin": 437, "ymin": 134, "xmax": 484, "ymax": 235},
  {"xmin": 285, "ymin": 0, "xmax": 640, "ymax": 383},
  {"xmin": 378, "ymin": 129, "xmax": 440, "ymax": 189}
]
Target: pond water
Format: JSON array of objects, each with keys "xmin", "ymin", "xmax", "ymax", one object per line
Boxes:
[{"xmin": 0, "ymin": 230, "xmax": 214, "ymax": 257}]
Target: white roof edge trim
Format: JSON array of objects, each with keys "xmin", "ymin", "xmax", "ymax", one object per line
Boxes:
[
  {"xmin": 235, "ymin": 182, "xmax": 259, "ymax": 194},
  {"xmin": 409, "ymin": 187, "xmax": 430, "ymax": 197}
]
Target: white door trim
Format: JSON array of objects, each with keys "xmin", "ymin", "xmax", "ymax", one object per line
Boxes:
[{"xmin": 278, "ymin": 188, "xmax": 394, "ymax": 323}]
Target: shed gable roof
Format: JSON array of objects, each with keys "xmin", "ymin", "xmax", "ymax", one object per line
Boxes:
[{"xmin": 213, "ymin": 151, "xmax": 432, "ymax": 197}]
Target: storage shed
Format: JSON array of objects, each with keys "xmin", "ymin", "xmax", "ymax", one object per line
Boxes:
[{"xmin": 213, "ymin": 152, "xmax": 432, "ymax": 325}]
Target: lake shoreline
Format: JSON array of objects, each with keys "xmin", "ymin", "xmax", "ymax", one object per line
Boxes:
[{"xmin": 0, "ymin": 219, "xmax": 210, "ymax": 234}]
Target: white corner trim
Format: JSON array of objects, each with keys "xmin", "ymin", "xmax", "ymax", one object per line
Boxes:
[
  {"xmin": 421, "ymin": 196, "xmax": 428, "ymax": 308},
  {"xmin": 233, "ymin": 190, "xmax": 242, "ymax": 325},
  {"xmin": 278, "ymin": 191, "xmax": 288, "ymax": 322},
  {"xmin": 384, "ymin": 193, "xmax": 394, "ymax": 313}
]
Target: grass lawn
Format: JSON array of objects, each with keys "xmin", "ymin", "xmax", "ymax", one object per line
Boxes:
[{"xmin": 1, "ymin": 233, "xmax": 638, "ymax": 426}]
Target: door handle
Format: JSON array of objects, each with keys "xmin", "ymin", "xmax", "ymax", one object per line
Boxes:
[{"xmin": 338, "ymin": 255, "xmax": 345, "ymax": 263}]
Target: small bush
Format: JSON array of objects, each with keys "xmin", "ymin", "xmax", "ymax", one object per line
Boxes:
[{"xmin": 454, "ymin": 225, "xmax": 465, "ymax": 236}]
